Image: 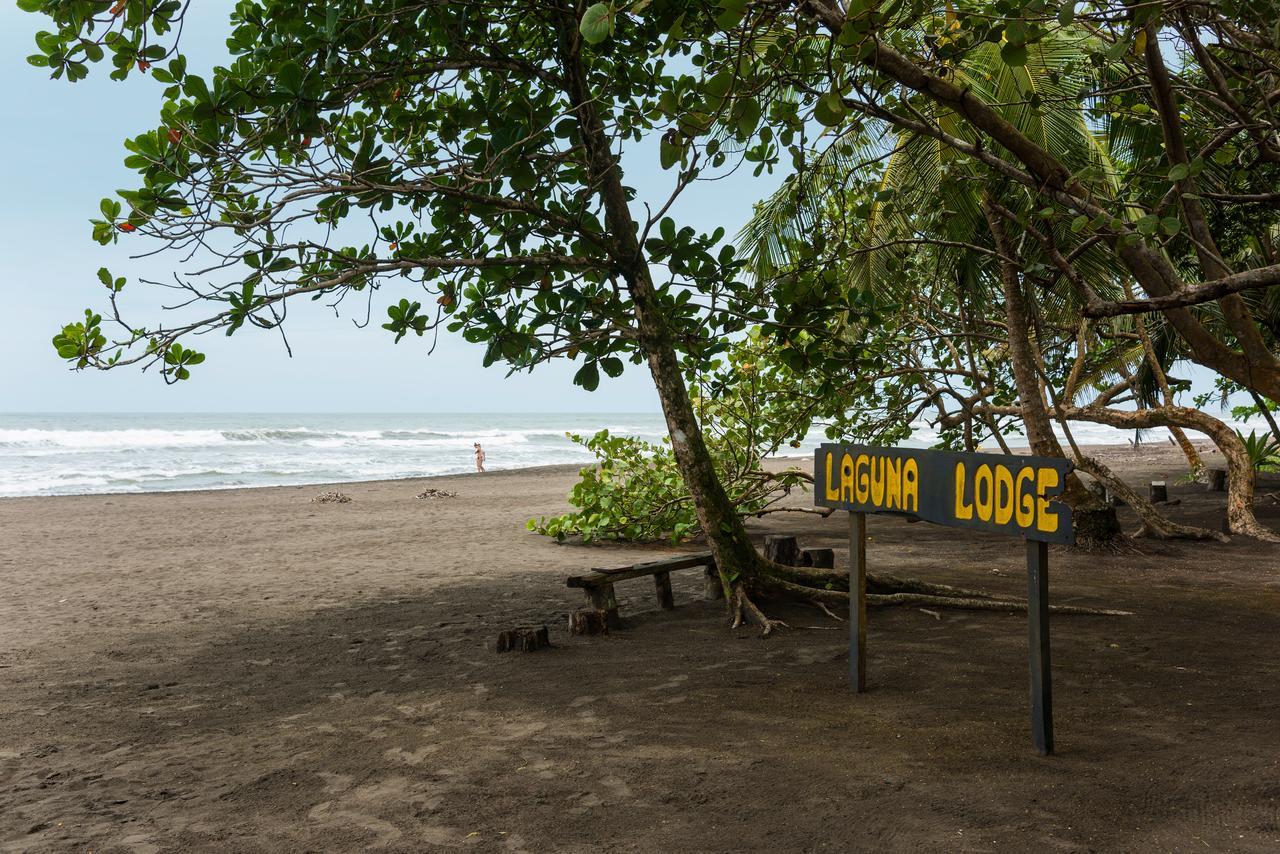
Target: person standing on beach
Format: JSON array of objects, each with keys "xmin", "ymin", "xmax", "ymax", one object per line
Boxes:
[{"xmin": 474, "ymin": 442, "xmax": 486, "ymax": 473}]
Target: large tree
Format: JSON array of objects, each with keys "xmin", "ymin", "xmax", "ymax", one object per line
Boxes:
[{"xmin": 24, "ymin": 0, "xmax": 905, "ymax": 632}]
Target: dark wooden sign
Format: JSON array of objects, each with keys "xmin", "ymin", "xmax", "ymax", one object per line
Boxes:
[
  {"xmin": 813, "ymin": 444, "xmax": 1076, "ymax": 545},
  {"xmin": 816, "ymin": 443, "xmax": 1076, "ymax": 755}
]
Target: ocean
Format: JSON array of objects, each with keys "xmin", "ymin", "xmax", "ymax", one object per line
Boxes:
[{"xmin": 0, "ymin": 411, "xmax": 1261, "ymax": 498}]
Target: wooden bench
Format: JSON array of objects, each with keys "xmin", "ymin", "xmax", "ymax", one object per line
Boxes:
[
  {"xmin": 566, "ymin": 552, "xmax": 720, "ymax": 618},
  {"xmin": 564, "ymin": 536, "xmax": 835, "ymax": 624}
]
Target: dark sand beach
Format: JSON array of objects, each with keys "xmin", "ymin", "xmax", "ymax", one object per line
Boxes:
[{"xmin": 1, "ymin": 444, "xmax": 1278, "ymax": 852}]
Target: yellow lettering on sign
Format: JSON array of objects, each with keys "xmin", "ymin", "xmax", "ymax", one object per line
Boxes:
[
  {"xmin": 855, "ymin": 454, "xmax": 870, "ymax": 504},
  {"xmin": 1015, "ymin": 468, "xmax": 1035, "ymax": 527},
  {"xmin": 824, "ymin": 452, "xmax": 839, "ymax": 502},
  {"xmin": 885, "ymin": 457, "xmax": 901, "ymax": 509},
  {"xmin": 840, "ymin": 453, "xmax": 855, "ymax": 502},
  {"xmin": 974, "ymin": 464, "xmax": 993, "ymax": 522},
  {"xmin": 994, "ymin": 465, "xmax": 1015, "ymax": 525},
  {"xmin": 954, "ymin": 461, "xmax": 973, "ymax": 520},
  {"xmin": 1036, "ymin": 469, "xmax": 1060, "ymax": 533},
  {"xmin": 870, "ymin": 457, "xmax": 886, "ymax": 505},
  {"xmin": 902, "ymin": 459, "xmax": 919, "ymax": 512}
]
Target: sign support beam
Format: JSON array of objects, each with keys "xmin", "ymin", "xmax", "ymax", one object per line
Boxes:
[
  {"xmin": 849, "ymin": 511, "xmax": 867, "ymax": 693},
  {"xmin": 816, "ymin": 444, "xmax": 1072, "ymax": 753},
  {"xmin": 1026, "ymin": 539, "xmax": 1054, "ymax": 755}
]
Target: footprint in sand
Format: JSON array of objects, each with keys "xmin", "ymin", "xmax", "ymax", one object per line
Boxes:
[
  {"xmin": 652, "ymin": 674, "xmax": 689, "ymax": 691},
  {"xmin": 496, "ymin": 721, "xmax": 548, "ymax": 741},
  {"xmin": 383, "ymin": 744, "xmax": 440, "ymax": 765},
  {"xmin": 307, "ymin": 801, "xmax": 402, "ymax": 848},
  {"xmin": 309, "ymin": 776, "xmax": 450, "ymax": 849},
  {"xmin": 597, "ymin": 775, "xmax": 634, "ymax": 802}
]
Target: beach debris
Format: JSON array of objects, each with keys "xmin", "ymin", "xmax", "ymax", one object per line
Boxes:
[
  {"xmin": 496, "ymin": 625, "xmax": 550, "ymax": 653},
  {"xmin": 568, "ymin": 609, "xmax": 612, "ymax": 636},
  {"xmin": 416, "ymin": 488, "xmax": 457, "ymax": 500},
  {"xmin": 312, "ymin": 491, "xmax": 352, "ymax": 504}
]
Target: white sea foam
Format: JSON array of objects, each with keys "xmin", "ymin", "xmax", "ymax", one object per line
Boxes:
[{"xmin": 0, "ymin": 411, "xmax": 1269, "ymax": 498}]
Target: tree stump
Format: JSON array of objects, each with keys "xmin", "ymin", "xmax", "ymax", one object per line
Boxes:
[
  {"xmin": 1149, "ymin": 481, "xmax": 1168, "ymax": 504},
  {"xmin": 654, "ymin": 571, "xmax": 674, "ymax": 610},
  {"xmin": 496, "ymin": 625, "xmax": 550, "ymax": 653},
  {"xmin": 704, "ymin": 565, "xmax": 724, "ymax": 600},
  {"xmin": 764, "ymin": 535, "xmax": 801, "ymax": 567},
  {"xmin": 1208, "ymin": 469, "xmax": 1227, "ymax": 492},
  {"xmin": 801, "ymin": 547, "xmax": 835, "ymax": 568},
  {"xmin": 568, "ymin": 609, "xmax": 612, "ymax": 636}
]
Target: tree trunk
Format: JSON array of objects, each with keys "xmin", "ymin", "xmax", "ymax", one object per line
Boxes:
[
  {"xmin": 555, "ymin": 9, "xmax": 1122, "ymax": 631},
  {"xmin": 554, "ymin": 8, "xmax": 777, "ymax": 628},
  {"xmin": 1073, "ymin": 455, "xmax": 1226, "ymax": 542},
  {"xmin": 1130, "ymin": 284, "xmax": 1205, "ymax": 478},
  {"xmin": 982, "ymin": 197, "xmax": 1119, "ymax": 545},
  {"xmin": 1062, "ymin": 405, "xmax": 1279, "ymax": 542}
]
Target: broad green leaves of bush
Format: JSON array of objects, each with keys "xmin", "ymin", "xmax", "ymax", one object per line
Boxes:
[{"xmin": 528, "ymin": 428, "xmax": 802, "ymax": 544}]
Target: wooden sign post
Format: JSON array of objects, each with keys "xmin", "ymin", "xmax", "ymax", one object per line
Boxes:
[{"xmin": 815, "ymin": 444, "xmax": 1075, "ymax": 755}]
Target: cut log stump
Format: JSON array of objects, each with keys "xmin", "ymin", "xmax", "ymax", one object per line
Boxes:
[
  {"xmin": 764, "ymin": 535, "xmax": 801, "ymax": 567},
  {"xmin": 496, "ymin": 625, "xmax": 550, "ymax": 653},
  {"xmin": 568, "ymin": 609, "xmax": 613, "ymax": 636},
  {"xmin": 1208, "ymin": 469, "xmax": 1227, "ymax": 492},
  {"xmin": 801, "ymin": 547, "xmax": 835, "ymax": 568},
  {"xmin": 1150, "ymin": 481, "xmax": 1168, "ymax": 504}
]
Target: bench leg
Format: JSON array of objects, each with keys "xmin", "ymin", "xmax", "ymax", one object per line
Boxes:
[
  {"xmin": 654, "ymin": 571, "xmax": 675, "ymax": 610},
  {"xmin": 587, "ymin": 583, "xmax": 618, "ymax": 612}
]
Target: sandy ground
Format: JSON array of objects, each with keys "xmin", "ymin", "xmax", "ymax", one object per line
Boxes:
[{"xmin": 1, "ymin": 444, "xmax": 1279, "ymax": 852}]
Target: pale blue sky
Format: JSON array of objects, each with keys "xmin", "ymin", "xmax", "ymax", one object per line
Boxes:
[
  {"xmin": 0, "ymin": 2, "xmax": 784, "ymax": 413},
  {"xmin": 1, "ymin": 4, "xmax": 1239, "ymax": 420}
]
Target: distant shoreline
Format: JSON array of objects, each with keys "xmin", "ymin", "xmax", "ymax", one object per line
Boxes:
[{"xmin": 0, "ymin": 441, "xmax": 1219, "ymax": 503}]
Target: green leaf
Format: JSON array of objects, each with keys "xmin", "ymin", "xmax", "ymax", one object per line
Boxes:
[
  {"xmin": 1057, "ymin": 3, "xmax": 1076, "ymax": 26},
  {"xmin": 1001, "ymin": 42, "xmax": 1028, "ymax": 66},
  {"xmin": 1135, "ymin": 214, "xmax": 1159, "ymax": 236},
  {"xmin": 574, "ymin": 361, "xmax": 601, "ymax": 391},
  {"xmin": 715, "ymin": 0, "xmax": 748, "ymax": 30},
  {"xmin": 1167, "ymin": 163, "xmax": 1190, "ymax": 181},
  {"xmin": 659, "ymin": 136, "xmax": 681, "ymax": 170},
  {"xmin": 814, "ymin": 91, "xmax": 846, "ymax": 127},
  {"xmin": 579, "ymin": 3, "xmax": 615, "ymax": 45},
  {"xmin": 277, "ymin": 61, "xmax": 302, "ymax": 95}
]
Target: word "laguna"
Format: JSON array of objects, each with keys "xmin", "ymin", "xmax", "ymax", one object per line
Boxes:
[{"xmin": 823, "ymin": 452, "xmax": 919, "ymax": 512}]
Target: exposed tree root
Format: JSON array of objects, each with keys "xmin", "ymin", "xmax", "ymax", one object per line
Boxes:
[
  {"xmin": 760, "ymin": 559, "xmax": 1026, "ymax": 601},
  {"xmin": 761, "ymin": 576, "xmax": 1129, "ymax": 621},
  {"xmin": 729, "ymin": 583, "xmax": 788, "ymax": 638},
  {"xmin": 812, "ymin": 600, "xmax": 845, "ymax": 622},
  {"xmin": 865, "ymin": 592, "xmax": 1132, "ymax": 616},
  {"xmin": 719, "ymin": 547, "xmax": 1132, "ymax": 637},
  {"xmin": 1075, "ymin": 455, "xmax": 1228, "ymax": 543},
  {"xmin": 1059, "ymin": 405, "xmax": 1280, "ymax": 542},
  {"xmin": 867, "ymin": 572, "xmax": 1019, "ymax": 601}
]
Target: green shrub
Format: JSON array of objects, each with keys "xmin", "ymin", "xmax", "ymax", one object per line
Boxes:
[{"xmin": 528, "ymin": 429, "xmax": 806, "ymax": 544}]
